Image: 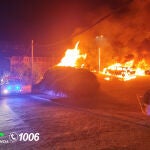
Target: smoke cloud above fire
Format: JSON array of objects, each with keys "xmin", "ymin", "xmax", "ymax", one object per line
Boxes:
[{"xmin": 72, "ymin": 0, "xmax": 150, "ymax": 69}]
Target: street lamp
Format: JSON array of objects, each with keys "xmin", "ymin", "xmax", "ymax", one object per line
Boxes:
[
  {"xmin": 98, "ymin": 47, "xmax": 100, "ymax": 73},
  {"xmin": 96, "ymin": 35, "xmax": 104, "ymax": 73}
]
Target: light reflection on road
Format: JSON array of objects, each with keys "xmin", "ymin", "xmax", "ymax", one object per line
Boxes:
[{"xmin": 0, "ymin": 96, "xmax": 29, "ymax": 132}]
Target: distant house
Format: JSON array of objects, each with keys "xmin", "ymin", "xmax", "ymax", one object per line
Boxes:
[
  {"xmin": 10, "ymin": 56, "xmax": 56, "ymax": 83},
  {"xmin": 11, "ymin": 56, "xmax": 55, "ymax": 72}
]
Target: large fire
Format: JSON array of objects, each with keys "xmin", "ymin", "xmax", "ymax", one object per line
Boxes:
[
  {"xmin": 57, "ymin": 41, "xmax": 150, "ymax": 81},
  {"xmin": 103, "ymin": 59, "xmax": 149, "ymax": 81},
  {"xmin": 57, "ymin": 42, "xmax": 86, "ymax": 67}
]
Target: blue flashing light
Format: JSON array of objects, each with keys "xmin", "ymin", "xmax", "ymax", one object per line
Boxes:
[
  {"xmin": 7, "ymin": 85, "xmax": 12, "ymax": 90},
  {"xmin": 15, "ymin": 85, "xmax": 21, "ymax": 91}
]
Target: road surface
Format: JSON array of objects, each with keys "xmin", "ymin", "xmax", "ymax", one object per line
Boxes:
[{"xmin": 0, "ymin": 82, "xmax": 150, "ymax": 150}]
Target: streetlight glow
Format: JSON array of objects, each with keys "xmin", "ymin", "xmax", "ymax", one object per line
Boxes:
[{"xmin": 96, "ymin": 35, "xmax": 104, "ymax": 73}]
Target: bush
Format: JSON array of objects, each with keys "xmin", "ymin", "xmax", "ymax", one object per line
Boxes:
[{"xmin": 33, "ymin": 67, "xmax": 100, "ymax": 97}]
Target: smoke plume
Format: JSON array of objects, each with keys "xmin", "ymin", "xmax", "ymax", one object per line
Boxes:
[{"xmin": 73, "ymin": 0, "xmax": 150, "ymax": 69}]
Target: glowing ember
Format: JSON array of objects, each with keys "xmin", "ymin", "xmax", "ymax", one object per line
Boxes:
[{"xmin": 57, "ymin": 42, "xmax": 86, "ymax": 67}]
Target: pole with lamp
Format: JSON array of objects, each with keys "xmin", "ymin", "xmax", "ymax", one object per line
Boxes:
[
  {"xmin": 98, "ymin": 47, "xmax": 101, "ymax": 73},
  {"xmin": 96, "ymin": 35, "xmax": 103, "ymax": 73}
]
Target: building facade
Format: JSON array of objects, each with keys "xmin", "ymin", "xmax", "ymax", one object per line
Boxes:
[{"xmin": 10, "ymin": 56, "xmax": 57, "ymax": 83}]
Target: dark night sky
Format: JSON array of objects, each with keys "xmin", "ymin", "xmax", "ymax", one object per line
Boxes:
[
  {"xmin": 0, "ymin": 0, "xmax": 94, "ymax": 42},
  {"xmin": 0, "ymin": 0, "xmax": 128, "ymax": 43},
  {"xmin": 0, "ymin": 0, "xmax": 134, "ymax": 56}
]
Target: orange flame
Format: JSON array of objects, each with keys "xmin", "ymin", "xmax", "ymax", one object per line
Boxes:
[
  {"xmin": 57, "ymin": 42, "xmax": 86, "ymax": 67},
  {"xmin": 103, "ymin": 59, "xmax": 150, "ymax": 81},
  {"xmin": 135, "ymin": 68, "xmax": 145, "ymax": 76},
  {"xmin": 124, "ymin": 60, "xmax": 134, "ymax": 68},
  {"xmin": 103, "ymin": 62, "xmax": 136, "ymax": 81},
  {"xmin": 135, "ymin": 59, "xmax": 149, "ymax": 76}
]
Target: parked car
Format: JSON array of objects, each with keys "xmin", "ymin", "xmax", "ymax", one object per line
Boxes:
[{"xmin": 0, "ymin": 79, "xmax": 31, "ymax": 95}]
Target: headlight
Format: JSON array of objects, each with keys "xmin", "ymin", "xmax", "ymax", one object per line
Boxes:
[{"xmin": 2, "ymin": 89, "xmax": 9, "ymax": 95}]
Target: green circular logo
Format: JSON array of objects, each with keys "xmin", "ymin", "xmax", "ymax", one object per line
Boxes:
[{"xmin": 0, "ymin": 132, "xmax": 5, "ymax": 137}]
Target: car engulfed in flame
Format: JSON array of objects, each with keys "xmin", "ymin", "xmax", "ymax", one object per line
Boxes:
[
  {"xmin": 103, "ymin": 59, "xmax": 150, "ymax": 81},
  {"xmin": 103, "ymin": 63, "xmax": 136, "ymax": 81},
  {"xmin": 56, "ymin": 40, "xmax": 150, "ymax": 82}
]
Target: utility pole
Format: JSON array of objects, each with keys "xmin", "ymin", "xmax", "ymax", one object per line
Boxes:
[
  {"xmin": 31, "ymin": 40, "xmax": 34, "ymax": 83},
  {"xmin": 96, "ymin": 35, "xmax": 103, "ymax": 73},
  {"xmin": 98, "ymin": 48, "xmax": 101, "ymax": 73}
]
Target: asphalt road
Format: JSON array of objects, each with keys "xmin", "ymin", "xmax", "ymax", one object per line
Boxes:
[{"xmin": 0, "ymin": 82, "xmax": 150, "ymax": 150}]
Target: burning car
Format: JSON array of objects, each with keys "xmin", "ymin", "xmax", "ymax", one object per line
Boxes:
[{"xmin": 103, "ymin": 63, "xmax": 136, "ymax": 81}]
